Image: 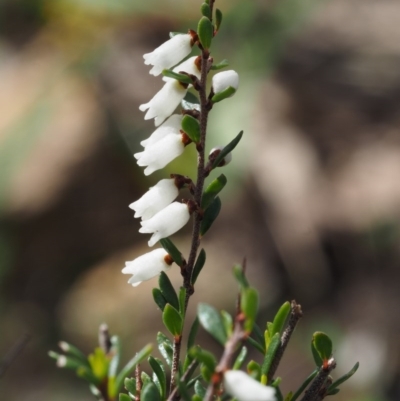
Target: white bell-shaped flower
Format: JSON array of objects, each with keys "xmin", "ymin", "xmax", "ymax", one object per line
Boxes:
[
  {"xmin": 223, "ymin": 370, "xmax": 276, "ymax": 401},
  {"xmin": 139, "ymin": 202, "xmax": 190, "ymax": 247},
  {"xmin": 122, "ymin": 248, "xmax": 173, "ymax": 287},
  {"xmin": 224, "ymin": 370, "xmax": 276, "ymax": 401},
  {"xmin": 134, "ymin": 133, "xmax": 186, "ymax": 176},
  {"xmin": 143, "ymin": 33, "xmax": 193, "ymax": 76},
  {"xmin": 163, "ymin": 56, "xmax": 201, "ymax": 82},
  {"xmin": 212, "ymin": 70, "xmax": 239, "ymax": 95},
  {"xmin": 139, "ymin": 80, "xmax": 188, "ymax": 126},
  {"xmin": 141, "ymin": 114, "xmax": 183, "ymax": 148},
  {"xmin": 129, "ymin": 179, "xmax": 179, "ymax": 221}
]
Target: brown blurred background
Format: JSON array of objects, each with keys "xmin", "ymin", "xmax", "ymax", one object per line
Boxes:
[{"xmin": 0, "ymin": 0, "xmax": 399, "ymax": 400}]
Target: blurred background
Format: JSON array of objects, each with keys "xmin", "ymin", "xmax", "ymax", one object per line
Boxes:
[{"xmin": 1, "ymin": 0, "xmax": 400, "ymax": 400}]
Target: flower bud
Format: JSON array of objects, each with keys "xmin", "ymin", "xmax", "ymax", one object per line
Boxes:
[
  {"xmin": 212, "ymin": 70, "xmax": 239, "ymax": 93},
  {"xmin": 122, "ymin": 248, "xmax": 173, "ymax": 287},
  {"xmin": 143, "ymin": 34, "xmax": 193, "ymax": 76},
  {"xmin": 223, "ymin": 370, "xmax": 276, "ymax": 401},
  {"xmin": 139, "ymin": 202, "xmax": 191, "ymax": 247},
  {"xmin": 129, "ymin": 179, "xmax": 179, "ymax": 221}
]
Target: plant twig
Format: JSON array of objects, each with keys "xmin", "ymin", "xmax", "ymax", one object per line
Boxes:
[
  {"xmin": 300, "ymin": 358, "xmax": 336, "ymax": 401},
  {"xmin": 169, "ymin": 335, "xmax": 182, "ymax": 392},
  {"xmin": 268, "ymin": 300, "xmax": 303, "ymax": 381},
  {"xmin": 203, "ymin": 314, "xmax": 247, "ymax": 401},
  {"xmin": 167, "ymin": 359, "xmax": 199, "ymax": 401}
]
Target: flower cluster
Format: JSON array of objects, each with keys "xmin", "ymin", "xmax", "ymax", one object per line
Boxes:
[{"xmin": 123, "ymin": 28, "xmax": 240, "ymax": 288}]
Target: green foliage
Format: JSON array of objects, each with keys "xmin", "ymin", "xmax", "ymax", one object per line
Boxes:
[
  {"xmin": 181, "ymin": 115, "xmax": 201, "ymax": 143},
  {"xmin": 199, "ymin": 196, "xmax": 221, "ymax": 236},
  {"xmin": 197, "ymin": 16, "xmax": 214, "ymax": 49},
  {"xmin": 162, "ymin": 304, "xmax": 183, "ymax": 337},
  {"xmin": 160, "ymin": 238, "xmax": 184, "ymax": 267},
  {"xmin": 141, "ymin": 382, "xmax": 161, "ymax": 401},
  {"xmin": 312, "ymin": 332, "xmax": 333, "ymax": 363},
  {"xmin": 211, "ymin": 130, "xmax": 243, "ymax": 169},
  {"xmin": 197, "ymin": 303, "xmax": 227, "ymax": 345},
  {"xmin": 159, "ymin": 271, "xmax": 180, "ymax": 311},
  {"xmin": 201, "ymin": 174, "xmax": 227, "ymax": 210},
  {"xmin": 191, "ymin": 249, "xmax": 206, "ymax": 285}
]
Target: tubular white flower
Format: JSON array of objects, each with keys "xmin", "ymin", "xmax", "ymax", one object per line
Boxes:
[
  {"xmin": 143, "ymin": 33, "xmax": 193, "ymax": 76},
  {"xmin": 129, "ymin": 179, "xmax": 179, "ymax": 221},
  {"xmin": 122, "ymin": 248, "xmax": 173, "ymax": 287},
  {"xmin": 223, "ymin": 370, "xmax": 276, "ymax": 401},
  {"xmin": 139, "ymin": 202, "xmax": 190, "ymax": 247},
  {"xmin": 134, "ymin": 133, "xmax": 186, "ymax": 176},
  {"xmin": 212, "ymin": 70, "xmax": 239, "ymax": 94},
  {"xmin": 139, "ymin": 80, "xmax": 188, "ymax": 126},
  {"xmin": 163, "ymin": 56, "xmax": 201, "ymax": 82},
  {"xmin": 140, "ymin": 114, "xmax": 183, "ymax": 148}
]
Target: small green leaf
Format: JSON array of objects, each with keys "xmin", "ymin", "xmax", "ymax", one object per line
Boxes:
[
  {"xmin": 159, "ymin": 271, "xmax": 179, "ymax": 311},
  {"xmin": 159, "ymin": 238, "xmax": 183, "ymax": 267},
  {"xmin": 197, "ymin": 303, "xmax": 227, "ymax": 345},
  {"xmin": 233, "ymin": 346, "xmax": 248, "ymax": 370},
  {"xmin": 181, "ymin": 115, "xmax": 201, "ymax": 143},
  {"xmin": 221, "ymin": 310, "xmax": 233, "ymax": 338},
  {"xmin": 211, "ymin": 86, "xmax": 236, "ymax": 103},
  {"xmin": 162, "ymin": 69, "xmax": 193, "ymax": 84},
  {"xmin": 76, "ymin": 366, "xmax": 101, "ymax": 385},
  {"xmin": 58, "ymin": 341, "xmax": 89, "ymax": 366},
  {"xmin": 149, "ymin": 356, "xmax": 166, "ymax": 399},
  {"xmin": 88, "ymin": 348, "xmax": 109, "ymax": 380},
  {"xmin": 200, "ymin": 2, "xmax": 211, "ymax": 18},
  {"xmin": 291, "ymin": 368, "xmax": 318, "ymax": 401},
  {"xmin": 328, "ymin": 362, "xmax": 359, "ymax": 392},
  {"xmin": 119, "ymin": 394, "xmax": 132, "ymax": 401},
  {"xmin": 327, "ymin": 388, "xmax": 340, "ymax": 396},
  {"xmin": 311, "ymin": 340, "xmax": 323, "ymax": 367},
  {"xmin": 189, "ymin": 346, "xmax": 217, "ymax": 372},
  {"xmin": 241, "ymin": 287, "xmax": 259, "ymax": 332},
  {"xmin": 187, "ymin": 317, "xmax": 200, "ymax": 353},
  {"xmin": 163, "ymin": 304, "xmax": 183, "ymax": 336},
  {"xmin": 141, "ymin": 382, "xmax": 161, "ymax": 401},
  {"xmin": 201, "ymin": 364, "xmax": 212, "ymax": 382},
  {"xmin": 233, "ymin": 263, "xmax": 249, "ymax": 288},
  {"xmin": 253, "ymin": 323, "xmax": 266, "ymax": 348},
  {"xmin": 247, "ymin": 360, "xmax": 261, "ymax": 380},
  {"xmin": 177, "ymin": 380, "xmax": 192, "ymax": 401},
  {"xmin": 210, "ymin": 59, "xmax": 229, "ymax": 71},
  {"xmin": 152, "ymin": 288, "xmax": 167, "ymax": 311},
  {"xmin": 201, "ymin": 174, "xmax": 227, "ymax": 210},
  {"xmin": 197, "ymin": 16, "xmax": 213, "ymax": 49},
  {"xmin": 271, "ymin": 301, "xmax": 291, "ymax": 337},
  {"xmin": 191, "ymin": 249, "xmax": 206, "ymax": 285},
  {"xmin": 194, "ymin": 380, "xmax": 207, "ymax": 398},
  {"xmin": 141, "ymin": 371, "xmax": 152, "ymax": 386},
  {"xmin": 199, "ymin": 196, "xmax": 221, "ymax": 236},
  {"xmin": 124, "ymin": 377, "xmax": 136, "ymax": 395},
  {"xmin": 312, "ymin": 332, "xmax": 333, "ymax": 362},
  {"xmin": 215, "ymin": 8, "xmax": 223, "ymax": 30},
  {"xmin": 179, "ymin": 286, "xmax": 187, "ymax": 316},
  {"xmin": 261, "ymin": 332, "xmax": 280, "ymax": 377},
  {"xmin": 247, "ymin": 336, "xmax": 265, "ymax": 354},
  {"xmin": 115, "ymin": 344, "xmax": 153, "ymax": 394},
  {"xmin": 284, "ymin": 391, "xmax": 293, "ymax": 401},
  {"xmin": 192, "ymin": 395, "xmax": 202, "ymax": 401},
  {"xmin": 157, "ymin": 332, "xmax": 173, "ymax": 367},
  {"xmin": 212, "ymin": 131, "xmax": 243, "ymax": 169}
]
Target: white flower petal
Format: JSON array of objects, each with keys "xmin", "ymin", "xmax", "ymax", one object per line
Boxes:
[
  {"xmin": 122, "ymin": 248, "xmax": 172, "ymax": 286},
  {"xmin": 134, "ymin": 133, "xmax": 185, "ymax": 176},
  {"xmin": 129, "ymin": 179, "xmax": 179, "ymax": 220},
  {"xmin": 143, "ymin": 34, "xmax": 193, "ymax": 76},
  {"xmin": 163, "ymin": 56, "xmax": 201, "ymax": 82},
  {"xmin": 139, "ymin": 202, "xmax": 190, "ymax": 247},
  {"xmin": 140, "ymin": 114, "xmax": 183, "ymax": 148},
  {"xmin": 212, "ymin": 70, "xmax": 239, "ymax": 94},
  {"xmin": 224, "ymin": 371, "xmax": 276, "ymax": 401},
  {"xmin": 139, "ymin": 80, "xmax": 188, "ymax": 126}
]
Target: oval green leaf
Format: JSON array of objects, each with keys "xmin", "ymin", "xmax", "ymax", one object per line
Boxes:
[
  {"xmin": 211, "ymin": 131, "xmax": 243, "ymax": 169},
  {"xmin": 199, "ymin": 196, "xmax": 221, "ymax": 237},
  {"xmin": 159, "ymin": 237, "xmax": 183, "ymax": 267},
  {"xmin": 201, "ymin": 174, "xmax": 227, "ymax": 210},
  {"xmin": 197, "ymin": 16, "xmax": 213, "ymax": 50},
  {"xmin": 158, "ymin": 271, "xmax": 179, "ymax": 311},
  {"xmin": 191, "ymin": 248, "xmax": 206, "ymax": 285},
  {"xmin": 197, "ymin": 303, "xmax": 227, "ymax": 345},
  {"xmin": 162, "ymin": 304, "xmax": 183, "ymax": 336},
  {"xmin": 181, "ymin": 115, "xmax": 200, "ymax": 143},
  {"xmin": 312, "ymin": 331, "xmax": 333, "ymax": 362}
]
